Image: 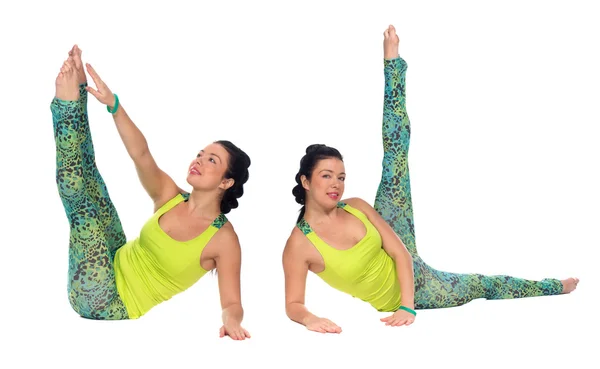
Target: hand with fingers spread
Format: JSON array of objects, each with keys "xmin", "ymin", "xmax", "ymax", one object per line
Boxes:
[
  {"xmin": 380, "ymin": 309, "xmax": 416, "ymax": 327},
  {"xmin": 305, "ymin": 316, "xmax": 342, "ymax": 334},
  {"xmin": 219, "ymin": 322, "xmax": 251, "ymax": 341},
  {"xmin": 84, "ymin": 63, "xmax": 117, "ymax": 108}
]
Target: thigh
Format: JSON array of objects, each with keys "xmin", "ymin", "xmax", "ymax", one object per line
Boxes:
[{"xmin": 66, "ymin": 194, "xmax": 128, "ymax": 320}]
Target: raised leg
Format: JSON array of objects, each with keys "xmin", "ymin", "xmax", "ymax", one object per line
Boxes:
[
  {"xmin": 373, "ymin": 26, "xmax": 572, "ymax": 310},
  {"xmin": 52, "ymin": 55, "xmax": 128, "ymax": 320}
]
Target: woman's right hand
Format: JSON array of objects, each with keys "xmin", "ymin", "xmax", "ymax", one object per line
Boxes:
[
  {"xmin": 304, "ymin": 316, "xmax": 342, "ymax": 334},
  {"xmin": 84, "ymin": 63, "xmax": 117, "ymax": 108}
]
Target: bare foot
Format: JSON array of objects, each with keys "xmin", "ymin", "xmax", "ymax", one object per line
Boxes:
[
  {"xmin": 561, "ymin": 277, "xmax": 579, "ymax": 294},
  {"xmin": 384, "ymin": 24, "xmax": 399, "ymax": 60},
  {"xmin": 55, "ymin": 59, "xmax": 79, "ymax": 101},
  {"xmin": 68, "ymin": 45, "xmax": 87, "ymax": 85}
]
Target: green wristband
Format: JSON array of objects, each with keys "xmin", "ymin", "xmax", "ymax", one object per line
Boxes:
[
  {"xmin": 398, "ymin": 305, "xmax": 416, "ymax": 316},
  {"xmin": 107, "ymin": 94, "xmax": 119, "ymax": 114}
]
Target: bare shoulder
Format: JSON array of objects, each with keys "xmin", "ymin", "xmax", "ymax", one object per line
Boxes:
[
  {"xmin": 343, "ymin": 197, "xmax": 386, "ymax": 225},
  {"xmin": 342, "ymin": 197, "xmax": 374, "ymax": 213},
  {"xmin": 211, "ymin": 221, "xmax": 241, "ymax": 255},
  {"xmin": 153, "ymin": 188, "xmax": 189, "ymax": 213},
  {"xmin": 283, "ymin": 227, "xmax": 310, "ymax": 262},
  {"xmin": 284, "ymin": 227, "xmax": 303, "ymax": 251}
]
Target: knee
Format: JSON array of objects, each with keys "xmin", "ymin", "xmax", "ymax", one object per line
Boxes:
[
  {"xmin": 68, "ymin": 289, "xmax": 114, "ymax": 320},
  {"xmin": 68, "ymin": 291, "xmax": 96, "ymax": 319}
]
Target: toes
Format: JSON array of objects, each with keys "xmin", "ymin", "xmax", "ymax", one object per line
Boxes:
[
  {"xmin": 384, "ymin": 25, "xmax": 397, "ymax": 40},
  {"xmin": 72, "ymin": 45, "xmax": 84, "ymax": 70},
  {"xmin": 388, "ymin": 25, "xmax": 398, "ymax": 41},
  {"xmin": 74, "ymin": 45, "xmax": 82, "ymax": 60}
]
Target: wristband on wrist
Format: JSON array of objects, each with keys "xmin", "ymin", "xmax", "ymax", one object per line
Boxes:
[
  {"xmin": 398, "ymin": 305, "xmax": 416, "ymax": 316},
  {"xmin": 107, "ymin": 93, "xmax": 119, "ymax": 114}
]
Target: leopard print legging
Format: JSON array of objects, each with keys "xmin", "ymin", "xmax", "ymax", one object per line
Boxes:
[
  {"xmin": 51, "ymin": 84, "xmax": 129, "ymax": 319},
  {"xmin": 374, "ymin": 57, "xmax": 562, "ymax": 309}
]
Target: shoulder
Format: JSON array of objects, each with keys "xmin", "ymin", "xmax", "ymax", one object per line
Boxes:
[
  {"xmin": 285, "ymin": 226, "xmax": 306, "ymax": 250},
  {"xmin": 342, "ymin": 197, "xmax": 385, "ymax": 225},
  {"xmin": 343, "ymin": 198, "xmax": 399, "ymax": 245},
  {"xmin": 153, "ymin": 188, "xmax": 188, "ymax": 213},
  {"xmin": 283, "ymin": 226, "xmax": 310, "ymax": 260},
  {"xmin": 341, "ymin": 197, "xmax": 374, "ymax": 213},
  {"xmin": 211, "ymin": 221, "xmax": 241, "ymax": 253}
]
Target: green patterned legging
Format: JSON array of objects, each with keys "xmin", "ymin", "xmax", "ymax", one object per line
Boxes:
[
  {"xmin": 51, "ymin": 84, "xmax": 129, "ymax": 319},
  {"xmin": 374, "ymin": 57, "xmax": 562, "ymax": 309}
]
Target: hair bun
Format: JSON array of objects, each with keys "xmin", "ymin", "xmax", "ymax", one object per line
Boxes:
[
  {"xmin": 215, "ymin": 140, "xmax": 251, "ymax": 214},
  {"xmin": 306, "ymin": 144, "xmax": 326, "ymax": 154}
]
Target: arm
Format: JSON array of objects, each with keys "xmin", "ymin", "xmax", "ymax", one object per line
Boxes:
[
  {"xmin": 109, "ymin": 102, "xmax": 181, "ymax": 210},
  {"xmin": 344, "ymin": 198, "xmax": 415, "ymax": 310},
  {"xmin": 84, "ymin": 63, "xmax": 181, "ymax": 211},
  {"xmin": 214, "ymin": 227, "xmax": 250, "ymax": 340},
  {"xmin": 282, "ymin": 236, "xmax": 313, "ymax": 325},
  {"xmin": 282, "ymin": 233, "xmax": 342, "ymax": 333}
]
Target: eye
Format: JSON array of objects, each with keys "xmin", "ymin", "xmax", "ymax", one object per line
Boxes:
[
  {"xmin": 209, "ymin": 158, "xmax": 216, "ymax": 164},
  {"xmin": 323, "ymin": 174, "xmax": 331, "ymax": 179},
  {"xmin": 196, "ymin": 153, "xmax": 201, "ymax": 158},
  {"xmin": 339, "ymin": 177, "xmax": 346, "ymax": 181}
]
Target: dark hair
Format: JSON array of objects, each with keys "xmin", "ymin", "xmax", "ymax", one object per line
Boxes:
[
  {"xmin": 215, "ymin": 140, "xmax": 251, "ymax": 214},
  {"xmin": 292, "ymin": 144, "xmax": 343, "ymax": 223}
]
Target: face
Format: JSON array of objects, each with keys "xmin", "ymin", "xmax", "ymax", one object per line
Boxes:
[
  {"xmin": 302, "ymin": 158, "xmax": 346, "ymax": 207},
  {"xmin": 187, "ymin": 143, "xmax": 234, "ymax": 191}
]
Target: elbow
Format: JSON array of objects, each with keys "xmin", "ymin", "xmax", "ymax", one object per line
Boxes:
[
  {"xmin": 285, "ymin": 303, "xmax": 294, "ymax": 320},
  {"xmin": 131, "ymin": 146, "xmax": 151, "ymax": 164},
  {"xmin": 285, "ymin": 301, "xmax": 304, "ymax": 322}
]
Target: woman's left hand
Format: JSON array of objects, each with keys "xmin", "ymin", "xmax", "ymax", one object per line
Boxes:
[
  {"xmin": 380, "ymin": 309, "xmax": 416, "ymax": 327},
  {"xmin": 219, "ymin": 322, "xmax": 251, "ymax": 340},
  {"xmin": 84, "ymin": 63, "xmax": 117, "ymax": 107}
]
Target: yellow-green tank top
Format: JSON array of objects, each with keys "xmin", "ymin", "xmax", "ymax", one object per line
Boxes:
[
  {"xmin": 114, "ymin": 193, "xmax": 227, "ymax": 319},
  {"xmin": 297, "ymin": 202, "xmax": 401, "ymax": 312}
]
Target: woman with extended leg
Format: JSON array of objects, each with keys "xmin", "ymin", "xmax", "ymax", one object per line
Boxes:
[
  {"xmin": 51, "ymin": 46, "xmax": 251, "ymax": 340},
  {"xmin": 282, "ymin": 25, "xmax": 579, "ymax": 333}
]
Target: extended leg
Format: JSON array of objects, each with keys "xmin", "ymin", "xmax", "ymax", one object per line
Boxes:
[
  {"xmin": 52, "ymin": 57, "xmax": 128, "ymax": 320},
  {"xmin": 373, "ymin": 27, "xmax": 568, "ymax": 310}
]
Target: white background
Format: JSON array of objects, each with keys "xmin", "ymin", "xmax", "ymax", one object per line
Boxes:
[{"xmin": 1, "ymin": 0, "xmax": 598, "ymax": 368}]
